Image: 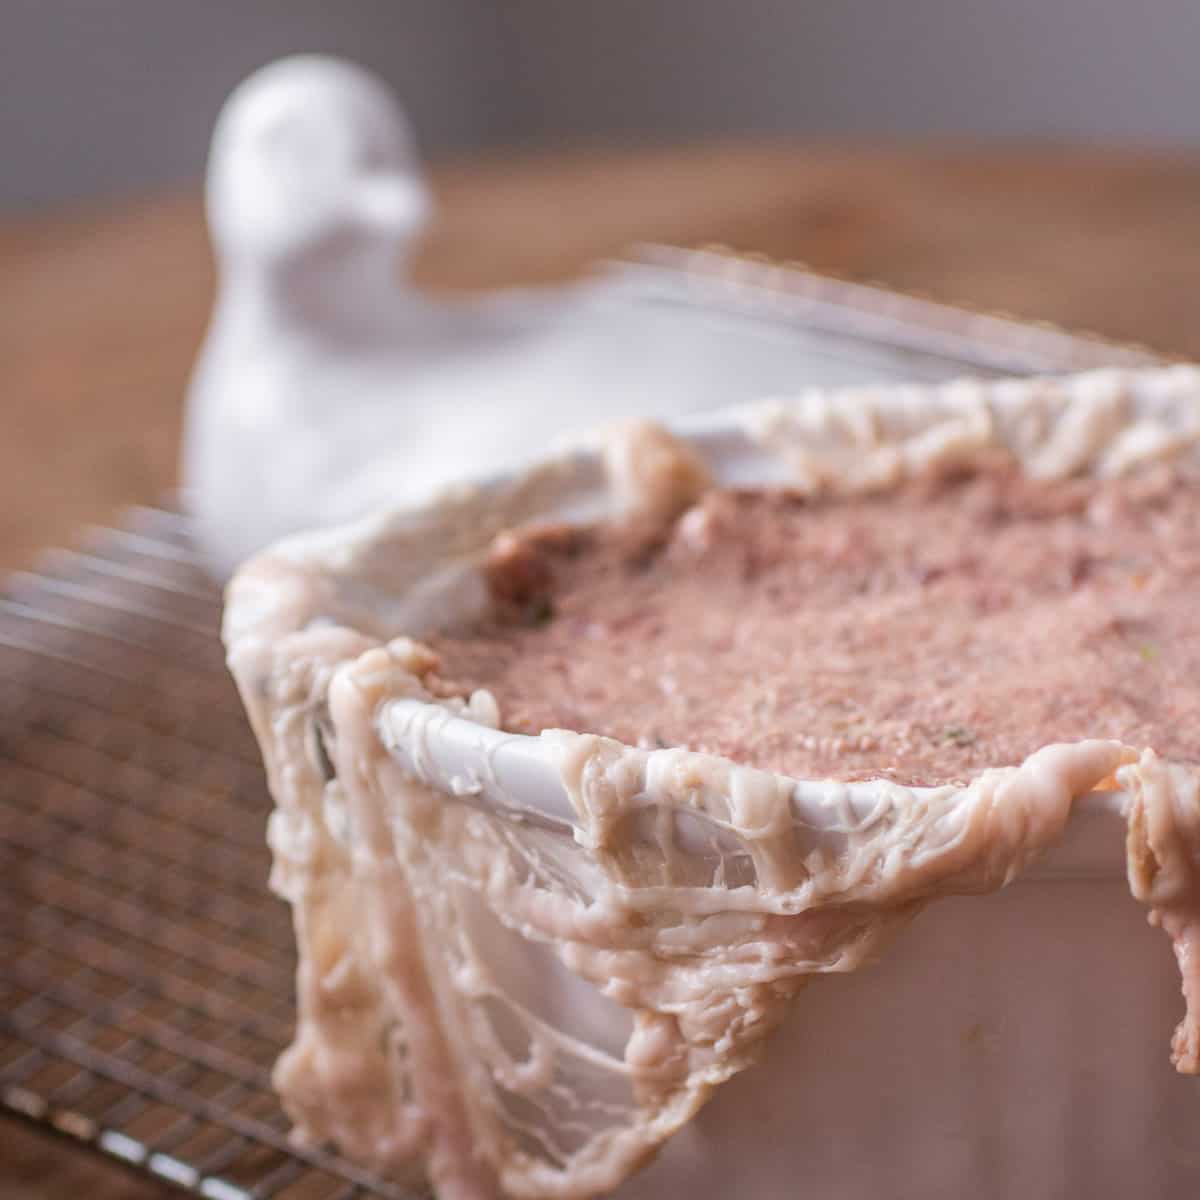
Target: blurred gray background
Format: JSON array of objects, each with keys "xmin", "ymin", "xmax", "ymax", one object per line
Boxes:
[{"xmin": 5, "ymin": 0, "xmax": 1200, "ymax": 213}]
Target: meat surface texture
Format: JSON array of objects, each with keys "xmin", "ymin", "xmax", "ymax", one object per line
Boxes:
[{"xmin": 428, "ymin": 463, "xmax": 1200, "ymax": 787}]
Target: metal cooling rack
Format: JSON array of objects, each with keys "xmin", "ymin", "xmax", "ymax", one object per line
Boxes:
[{"xmin": 0, "ymin": 507, "xmax": 418, "ymax": 1200}]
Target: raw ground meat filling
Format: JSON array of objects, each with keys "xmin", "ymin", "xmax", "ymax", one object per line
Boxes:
[{"xmin": 426, "ymin": 461, "xmax": 1200, "ymax": 787}]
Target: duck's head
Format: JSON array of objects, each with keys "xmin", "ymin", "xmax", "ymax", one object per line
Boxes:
[{"xmin": 206, "ymin": 56, "xmax": 430, "ymax": 272}]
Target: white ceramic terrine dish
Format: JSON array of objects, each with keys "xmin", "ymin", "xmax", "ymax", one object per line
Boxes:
[{"xmin": 225, "ymin": 366, "xmax": 1200, "ymax": 1200}]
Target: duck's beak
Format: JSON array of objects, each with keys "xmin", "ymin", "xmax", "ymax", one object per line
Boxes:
[{"xmin": 354, "ymin": 172, "xmax": 431, "ymax": 238}]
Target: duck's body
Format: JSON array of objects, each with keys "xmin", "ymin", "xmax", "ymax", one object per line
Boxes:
[{"xmin": 185, "ymin": 57, "xmax": 840, "ymax": 575}]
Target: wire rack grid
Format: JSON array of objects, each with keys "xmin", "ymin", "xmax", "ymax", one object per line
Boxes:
[{"xmin": 0, "ymin": 507, "xmax": 420, "ymax": 1200}]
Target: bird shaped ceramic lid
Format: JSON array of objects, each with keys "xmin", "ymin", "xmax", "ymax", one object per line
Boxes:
[{"xmin": 184, "ymin": 56, "xmax": 1157, "ymax": 578}]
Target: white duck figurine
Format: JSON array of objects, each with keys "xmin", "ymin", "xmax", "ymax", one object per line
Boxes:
[{"xmin": 186, "ymin": 55, "xmax": 933, "ymax": 576}]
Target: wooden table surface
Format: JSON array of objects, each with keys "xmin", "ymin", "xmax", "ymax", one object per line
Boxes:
[
  {"xmin": 6, "ymin": 143, "xmax": 1200, "ymax": 577},
  {"xmin": 5, "ymin": 141, "xmax": 1200, "ymax": 1194}
]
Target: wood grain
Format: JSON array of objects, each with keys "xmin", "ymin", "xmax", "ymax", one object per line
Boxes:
[
  {"xmin": 4, "ymin": 143, "xmax": 1200, "ymax": 575},
  {"xmin": 2, "ymin": 1119, "xmax": 169, "ymax": 1200}
]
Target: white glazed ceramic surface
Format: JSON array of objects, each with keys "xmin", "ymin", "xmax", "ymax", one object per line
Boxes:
[
  {"xmin": 371, "ymin": 698, "xmax": 1199, "ymax": 1197},
  {"xmin": 227, "ymin": 369, "xmax": 1200, "ymax": 1198}
]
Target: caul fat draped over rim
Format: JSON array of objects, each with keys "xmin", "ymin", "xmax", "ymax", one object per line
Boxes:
[{"xmin": 225, "ymin": 366, "xmax": 1200, "ymax": 1200}]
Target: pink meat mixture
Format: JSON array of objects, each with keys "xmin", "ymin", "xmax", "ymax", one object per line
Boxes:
[{"xmin": 424, "ymin": 461, "xmax": 1200, "ymax": 786}]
